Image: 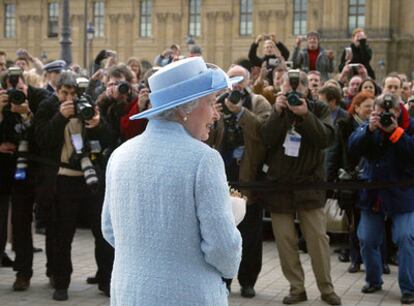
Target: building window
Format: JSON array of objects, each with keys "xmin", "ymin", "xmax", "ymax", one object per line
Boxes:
[
  {"xmin": 240, "ymin": 0, "xmax": 252, "ymax": 36},
  {"xmin": 189, "ymin": 0, "xmax": 201, "ymax": 37},
  {"xmin": 348, "ymin": 0, "xmax": 365, "ymax": 33},
  {"xmin": 93, "ymin": 1, "xmax": 104, "ymax": 38},
  {"xmin": 4, "ymin": 4, "xmax": 16, "ymax": 38},
  {"xmin": 47, "ymin": 2, "xmax": 59, "ymax": 38},
  {"xmin": 140, "ymin": 0, "xmax": 152, "ymax": 37},
  {"xmin": 293, "ymin": 0, "xmax": 307, "ymax": 36}
]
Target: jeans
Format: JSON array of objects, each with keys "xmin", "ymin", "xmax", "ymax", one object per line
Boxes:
[{"xmin": 358, "ymin": 209, "xmax": 414, "ymax": 295}]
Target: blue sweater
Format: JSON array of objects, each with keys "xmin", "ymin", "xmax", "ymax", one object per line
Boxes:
[
  {"xmin": 348, "ymin": 122, "xmax": 414, "ymax": 214},
  {"xmin": 102, "ymin": 119, "xmax": 242, "ymax": 306}
]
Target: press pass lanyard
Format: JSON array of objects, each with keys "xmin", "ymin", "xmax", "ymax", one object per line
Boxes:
[{"xmin": 283, "ymin": 124, "xmax": 302, "ymax": 157}]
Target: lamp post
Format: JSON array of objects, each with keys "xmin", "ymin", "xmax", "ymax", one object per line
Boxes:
[
  {"xmin": 60, "ymin": 0, "xmax": 72, "ymax": 66},
  {"xmin": 87, "ymin": 23, "xmax": 95, "ymax": 74}
]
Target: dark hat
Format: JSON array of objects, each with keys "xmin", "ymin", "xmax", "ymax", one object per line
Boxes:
[{"xmin": 44, "ymin": 60, "xmax": 66, "ymax": 73}]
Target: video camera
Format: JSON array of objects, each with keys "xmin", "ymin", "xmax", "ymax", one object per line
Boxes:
[
  {"xmin": 285, "ymin": 69, "xmax": 303, "ymax": 106},
  {"xmin": 7, "ymin": 67, "xmax": 26, "ymax": 105},
  {"xmin": 379, "ymin": 94, "xmax": 395, "ymax": 127},
  {"xmin": 75, "ymin": 77, "xmax": 95, "ymax": 121}
]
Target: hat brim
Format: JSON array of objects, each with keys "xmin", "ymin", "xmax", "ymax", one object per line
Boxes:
[{"xmin": 130, "ymin": 75, "xmax": 243, "ymax": 120}]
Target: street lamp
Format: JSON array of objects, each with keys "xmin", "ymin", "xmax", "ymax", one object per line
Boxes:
[{"xmin": 87, "ymin": 23, "xmax": 95, "ymax": 75}]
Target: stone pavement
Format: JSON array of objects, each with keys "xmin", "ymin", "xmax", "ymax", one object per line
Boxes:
[{"xmin": 0, "ymin": 229, "xmax": 403, "ymax": 306}]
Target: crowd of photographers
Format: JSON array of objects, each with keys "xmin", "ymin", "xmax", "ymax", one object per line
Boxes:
[{"xmin": 1, "ymin": 26, "xmax": 414, "ymax": 304}]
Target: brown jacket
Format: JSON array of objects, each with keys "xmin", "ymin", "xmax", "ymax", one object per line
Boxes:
[
  {"xmin": 260, "ymin": 101, "xmax": 335, "ymax": 213},
  {"xmin": 210, "ymin": 93, "xmax": 272, "ymax": 204}
]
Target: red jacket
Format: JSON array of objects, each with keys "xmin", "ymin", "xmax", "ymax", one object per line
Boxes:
[{"xmin": 120, "ymin": 97, "xmax": 148, "ymax": 140}]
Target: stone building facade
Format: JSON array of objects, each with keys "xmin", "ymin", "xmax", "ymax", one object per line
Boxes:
[{"xmin": 0, "ymin": 0, "xmax": 413, "ymax": 80}]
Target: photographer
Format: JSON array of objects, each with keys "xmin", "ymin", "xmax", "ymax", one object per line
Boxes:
[
  {"xmin": 215, "ymin": 65, "xmax": 271, "ymax": 298},
  {"xmin": 260, "ymin": 70, "xmax": 341, "ymax": 305},
  {"xmin": 339, "ymin": 28, "xmax": 375, "ymax": 80},
  {"xmin": 248, "ymin": 34, "xmax": 289, "ymax": 83},
  {"xmin": 291, "ymin": 31, "xmax": 334, "ymax": 81},
  {"xmin": 96, "ymin": 64, "xmax": 148, "ymax": 146},
  {"xmin": 34, "ymin": 72, "xmax": 113, "ymax": 301},
  {"xmin": 0, "ymin": 67, "xmax": 50, "ymax": 291},
  {"xmin": 154, "ymin": 44, "xmax": 181, "ymax": 67},
  {"xmin": 348, "ymin": 93, "xmax": 414, "ymax": 304}
]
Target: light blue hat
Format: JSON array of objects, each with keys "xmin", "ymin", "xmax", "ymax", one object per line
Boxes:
[{"xmin": 130, "ymin": 57, "xmax": 242, "ymax": 120}]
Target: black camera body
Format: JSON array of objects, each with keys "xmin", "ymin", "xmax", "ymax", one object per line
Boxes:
[
  {"xmin": 74, "ymin": 94, "xmax": 95, "ymax": 121},
  {"xmin": 379, "ymin": 94, "xmax": 395, "ymax": 127},
  {"xmin": 117, "ymin": 81, "xmax": 130, "ymax": 95},
  {"xmin": 285, "ymin": 69, "xmax": 303, "ymax": 106},
  {"xmin": 6, "ymin": 67, "xmax": 26, "ymax": 105},
  {"xmin": 218, "ymin": 90, "xmax": 243, "ymax": 116}
]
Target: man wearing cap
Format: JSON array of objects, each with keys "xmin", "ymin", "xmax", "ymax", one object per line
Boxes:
[
  {"xmin": 43, "ymin": 60, "xmax": 66, "ymax": 94},
  {"xmin": 291, "ymin": 31, "xmax": 334, "ymax": 82}
]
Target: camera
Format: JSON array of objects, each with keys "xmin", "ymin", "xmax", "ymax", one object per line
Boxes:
[
  {"xmin": 7, "ymin": 67, "xmax": 26, "ymax": 105},
  {"xmin": 75, "ymin": 77, "xmax": 95, "ymax": 121},
  {"xmin": 285, "ymin": 69, "xmax": 303, "ymax": 106},
  {"xmin": 80, "ymin": 155, "xmax": 99, "ymax": 187},
  {"xmin": 117, "ymin": 81, "xmax": 130, "ymax": 95},
  {"xmin": 267, "ymin": 57, "xmax": 281, "ymax": 67},
  {"xmin": 379, "ymin": 94, "xmax": 395, "ymax": 127},
  {"xmin": 349, "ymin": 63, "xmax": 359, "ymax": 76},
  {"xmin": 217, "ymin": 90, "xmax": 243, "ymax": 115}
]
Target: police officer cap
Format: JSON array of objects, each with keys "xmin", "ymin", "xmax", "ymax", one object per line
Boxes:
[{"xmin": 44, "ymin": 60, "xmax": 66, "ymax": 73}]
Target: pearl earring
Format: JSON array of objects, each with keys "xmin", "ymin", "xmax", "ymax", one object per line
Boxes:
[{"xmin": 183, "ymin": 116, "xmax": 188, "ymax": 121}]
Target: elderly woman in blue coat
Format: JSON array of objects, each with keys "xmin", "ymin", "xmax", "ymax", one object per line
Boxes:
[{"xmin": 102, "ymin": 57, "xmax": 243, "ymax": 306}]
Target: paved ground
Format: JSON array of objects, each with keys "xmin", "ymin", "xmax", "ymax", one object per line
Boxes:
[{"xmin": 0, "ymin": 229, "xmax": 403, "ymax": 306}]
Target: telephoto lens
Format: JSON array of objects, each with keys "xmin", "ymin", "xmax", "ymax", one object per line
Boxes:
[
  {"xmin": 117, "ymin": 81, "xmax": 130, "ymax": 95},
  {"xmin": 14, "ymin": 140, "xmax": 29, "ymax": 180},
  {"xmin": 80, "ymin": 156, "xmax": 99, "ymax": 186},
  {"xmin": 7, "ymin": 89, "xmax": 26, "ymax": 105}
]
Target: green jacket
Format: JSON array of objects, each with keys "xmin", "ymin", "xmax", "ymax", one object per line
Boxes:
[{"xmin": 260, "ymin": 101, "xmax": 335, "ymax": 213}]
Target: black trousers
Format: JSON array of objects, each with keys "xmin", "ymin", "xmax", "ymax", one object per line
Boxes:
[
  {"xmin": 0, "ymin": 194, "xmax": 10, "ymax": 257},
  {"xmin": 52, "ymin": 175, "xmax": 113, "ymax": 290},
  {"xmin": 11, "ymin": 176, "xmax": 36, "ymax": 278},
  {"xmin": 224, "ymin": 202, "xmax": 263, "ymax": 288}
]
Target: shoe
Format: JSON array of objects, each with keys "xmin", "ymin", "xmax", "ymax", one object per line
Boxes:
[
  {"xmin": 86, "ymin": 276, "xmax": 98, "ymax": 284},
  {"xmin": 321, "ymin": 292, "xmax": 342, "ymax": 305},
  {"xmin": 347, "ymin": 263, "xmax": 360, "ymax": 273},
  {"xmin": 1, "ymin": 253, "xmax": 14, "ymax": 267},
  {"xmin": 401, "ymin": 293, "xmax": 414, "ymax": 304},
  {"xmin": 361, "ymin": 284, "xmax": 382, "ymax": 293},
  {"xmin": 98, "ymin": 283, "xmax": 110, "ymax": 297},
  {"xmin": 12, "ymin": 276, "xmax": 31, "ymax": 291},
  {"xmin": 282, "ymin": 292, "xmax": 307, "ymax": 304},
  {"xmin": 53, "ymin": 289, "xmax": 68, "ymax": 301},
  {"xmin": 383, "ymin": 263, "xmax": 391, "ymax": 275},
  {"xmin": 338, "ymin": 253, "xmax": 350, "ymax": 263},
  {"xmin": 240, "ymin": 286, "xmax": 255, "ymax": 298}
]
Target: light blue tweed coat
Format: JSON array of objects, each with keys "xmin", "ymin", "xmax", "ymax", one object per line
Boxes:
[{"xmin": 102, "ymin": 119, "xmax": 242, "ymax": 306}]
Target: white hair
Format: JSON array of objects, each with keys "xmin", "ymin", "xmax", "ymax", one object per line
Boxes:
[{"xmin": 153, "ymin": 99, "xmax": 200, "ymax": 121}]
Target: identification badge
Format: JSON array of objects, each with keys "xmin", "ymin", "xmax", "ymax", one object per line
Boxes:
[
  {"xmin": 70, "ymin": 133, "xmax": 84, "ymax": 154},
  {"xmin": 283, "ymin": 128, "xmax": 302, "ymax": 157},
  {"xmin": 89, "ymin": 140, "xmax": 102, "ymax": 153}
]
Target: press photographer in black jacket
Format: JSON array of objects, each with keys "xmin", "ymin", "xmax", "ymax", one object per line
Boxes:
[
  {"xmin": 34, "ymin": 71, "xmax": 113, "ymax": 301},
  {"xmin": 0, "ymin": 67, "xmax": 50, "ymax": 291}
]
